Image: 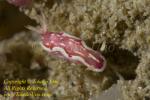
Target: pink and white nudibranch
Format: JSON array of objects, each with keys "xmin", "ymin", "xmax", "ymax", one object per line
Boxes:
[
  {"xmin": 41, "ymin": 32, "xmax": 106, "ymax": 72},
  {"xmin": 27, "ymin": 16, "xmax": 106, "ymax": 72}
]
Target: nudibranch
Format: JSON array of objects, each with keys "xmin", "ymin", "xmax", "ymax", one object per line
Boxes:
[
  {"xmin": 40, "ymin": 32, "xmax": 106, "ymax": 72},
  {"xmin": 27, "ymin": 15, "xmax": 106, "ymax": 72}
]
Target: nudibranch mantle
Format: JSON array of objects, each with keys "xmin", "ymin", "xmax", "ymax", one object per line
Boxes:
[{"xmin": 40, "ymin": 31, "xmax": 106, "ymax": 72}]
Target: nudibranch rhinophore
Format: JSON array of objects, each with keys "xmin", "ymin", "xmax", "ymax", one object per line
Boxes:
[{"xmin": 40, "ymin": 31, "xmax": 106, "ymax": 72}]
